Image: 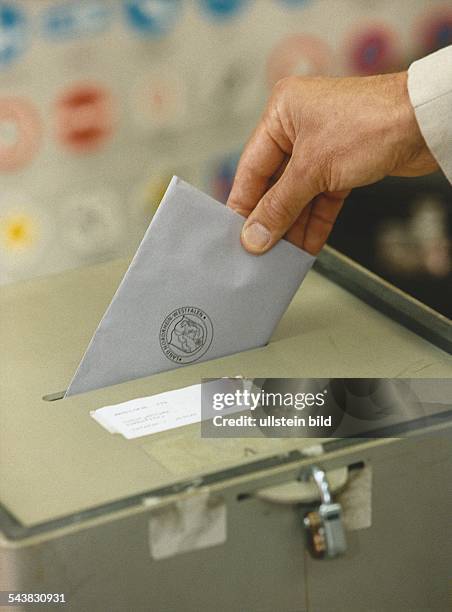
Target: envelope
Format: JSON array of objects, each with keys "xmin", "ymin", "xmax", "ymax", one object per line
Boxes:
[{"xmin": 65, "ymin": 177, "xmax": 315, "ymax": 396}]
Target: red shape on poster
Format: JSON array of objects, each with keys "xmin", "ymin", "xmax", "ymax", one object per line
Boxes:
[{"xmin": 56, "ymin": 83, "xmax": 114, "ymax": 153}]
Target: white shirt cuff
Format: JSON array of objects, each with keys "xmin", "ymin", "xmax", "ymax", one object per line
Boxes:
[{"xmin": 408, "ymin": 46, "xmax": 452, "ymax": 184}]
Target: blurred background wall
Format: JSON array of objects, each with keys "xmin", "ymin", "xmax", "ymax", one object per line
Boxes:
[{"xmin": 0, "ymin": 0, "xmax": 451, "ymax": 315}]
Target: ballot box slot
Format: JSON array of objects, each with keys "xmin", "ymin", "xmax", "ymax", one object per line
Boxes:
[
  {"xmin": 347, "ymin": 460, "xmax": 365, "ymax": 472},
  {"xmin": 42, "ymin": 391, "xmax": 66, "ymax": 401}
]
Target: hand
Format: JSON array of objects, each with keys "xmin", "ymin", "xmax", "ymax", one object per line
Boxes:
[{"xmin": 227, "ymin": 72, "xmax": 438, "ymax": 255}]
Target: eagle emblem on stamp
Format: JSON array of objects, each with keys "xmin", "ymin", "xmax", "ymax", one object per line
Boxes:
[{"xmin": 159, "ymin": 306, "xmax": 213, "ymax": 364}]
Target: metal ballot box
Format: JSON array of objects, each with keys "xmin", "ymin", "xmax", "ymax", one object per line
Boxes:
[{"xmin": 1, "ymin": 250, "xmax": 451, "ymax": 612}]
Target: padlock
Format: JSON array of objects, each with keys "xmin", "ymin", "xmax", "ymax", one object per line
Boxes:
[{"xmin": 300, "ymin": 465, "xmax": 347, "ymax": 559}]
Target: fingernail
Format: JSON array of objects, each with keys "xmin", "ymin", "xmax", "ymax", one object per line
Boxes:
[{"xmin": 242, "ymin": 222, "xmax": 271, "ymax": 252}]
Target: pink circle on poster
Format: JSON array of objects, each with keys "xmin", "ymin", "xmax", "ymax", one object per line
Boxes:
[
  {"xmin": 267, "ymin": 34, "xmax": 333, "ymax": 87},
  {"xmin": 344, "ymin": 23, "xmax": 401, "ymax": 75},
  {"xmin": 0, "ymin": 98, "xmax": 41, "ymax": 172},
  {"xmin": 132, "ymin": 71, "xmax": 187, "ymax": 130},
  {"xmin": 55, "ymin": 83, "xmax": 114, "ymax": 153},
  {"xmin": 413, "ymin": 6, "xmax": 452, "ymax": 56}
]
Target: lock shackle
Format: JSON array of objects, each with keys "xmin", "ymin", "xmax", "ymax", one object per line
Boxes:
[{"xmin": 299, "ymin": 465, "xmax": 332, "ymax": 505}]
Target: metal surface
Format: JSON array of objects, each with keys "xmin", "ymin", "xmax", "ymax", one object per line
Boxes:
[
  {"xmin": 304, "ymin": 433, "xmax": 452, "ymax": 612},
  {"xmin": 254, "ymin": 466, "xmax": 348, "ymax": 504},
  {"xmin": 301, "ymin": 465, "xmax": 332, "ymax": 505},
  {"xmin": 315, "ymin": 246, "xmax": 452, "ymax": 354},
  {"xmin": 1, "ymin": 433, "xmax": 451, "ymax": 612},
  {"xmin": 301, "ymin": 465, "xmax": 347, "ymax": 559}
]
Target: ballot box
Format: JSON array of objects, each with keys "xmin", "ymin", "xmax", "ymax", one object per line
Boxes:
[{"xmin": 1, "ymin": 250, "xmax": 451, "ymax": 612}]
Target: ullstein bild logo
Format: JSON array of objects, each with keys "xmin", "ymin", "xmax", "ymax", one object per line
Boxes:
[{"xmin": 159, "ymin": 306, "xmax": 213, "ymax": 364}]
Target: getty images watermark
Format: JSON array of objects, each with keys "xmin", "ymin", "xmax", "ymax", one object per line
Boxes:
[
  {"xmin": 200, "ymin": 378, "xmax": 451, "ymax": 438},
  {"xmin": 211, "ymin": 384, "xmax": 329, "ymax": 425}
]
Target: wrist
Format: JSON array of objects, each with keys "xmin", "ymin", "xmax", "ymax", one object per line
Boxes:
[
  {"xmin": 395, "ymin": 71, "xmax": 430, "ymax": 161},
  {"xmin": 397, "ymin": 71, "xmax": 420, "ymax": 141},
  {"xmin": 390, "ymin": 71, "xmax": 438, "ymax": 175}
]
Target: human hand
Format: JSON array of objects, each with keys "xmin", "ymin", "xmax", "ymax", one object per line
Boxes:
[{"xmin": 227, "ymin": 72, "xmax": 438, "ymax": 255}]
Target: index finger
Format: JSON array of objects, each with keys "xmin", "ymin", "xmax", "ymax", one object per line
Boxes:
[{"xmin": 227, "ymin": 120, "xmax": 289, "ymax": 218}]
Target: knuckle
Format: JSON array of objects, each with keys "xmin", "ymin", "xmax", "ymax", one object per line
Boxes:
[
  {"xmin": 291, "ymin": 149, "xmax": 324, "ymax": 193},
  {"xmin": 323, "ymin": 158, "xmax": 343, "ymax": 192},
  {"xmin": 308, "ymin": 148, "xmax": 336, "ymax": 192},
  {"xmin": 227, "ymin": 196, "xmax": 242, "ymax": 213},
  {"xmin": 315, "ymin": 140, "xmax": 351, "ymax": 192},
  {"xmin": 273, "ymin": 76, "xmax": 291, "ymax": 93},
  {"xmin": 304, "ymin": 234, "xmax": 324, "ymax": 256},
  {"xmin": 272, "ymin": 75, "xmax": 298, "ymax": 100},
  {"xmin": 318, "ymin": 154, "xmax": 333, "ymax": 187},
  {"xmin": 261, "ymin": 191, "xmax": 295, "ymax": 229}
]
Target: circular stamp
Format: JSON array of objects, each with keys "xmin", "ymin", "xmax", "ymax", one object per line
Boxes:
[
  {"xmin": 344, "ymin": 23, "xmax": 401, "ymax": 76},
  {"xmin": 131, "ymin": 70, "xmax": 188, "ymax": 131},
  {"xmin": 0, "ymin": 3, "xmax": 28, "ymax": 68},
  {"xmin": 266, "ymin": 34, "xmax": 333, "ymax": 87},
  {"xmin": 123, "ymin": 0, "xmax": 182, "ymax": 37},
  {"xmin": 61, "ymin": 189, "xmax": 123, "ymax": 256},
  {"xmin": 414, "ymin": 7, "xmax": 452, "ymax": 56},
  {"xmin": 200, "ymin": 0, "xmax": 248, "ymax": 20},
  {"xmin": 159, "ymin": 306, "xmax": 213, "ymax": 364},
  {"xmin": 0, "ymin": 190, "xmax": 52, "ymax": 276},
  {"xmin": 0, "ymin": 97, "xmax": 41, "ymax": 171}
]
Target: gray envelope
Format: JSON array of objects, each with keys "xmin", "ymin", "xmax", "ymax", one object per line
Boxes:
[{"xmin": 65, "ymin": 177, "xmax": 315, "ymax": 396}]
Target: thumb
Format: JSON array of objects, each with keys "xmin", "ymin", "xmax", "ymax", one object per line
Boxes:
[{"xmin": 240, "ymin": 157, "xmax": 318, "ymax": 254}]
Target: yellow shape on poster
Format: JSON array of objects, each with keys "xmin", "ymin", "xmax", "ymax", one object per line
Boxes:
[{"xmin": 0, "ymin": 213, "xmax": 37, "ymax": 251}]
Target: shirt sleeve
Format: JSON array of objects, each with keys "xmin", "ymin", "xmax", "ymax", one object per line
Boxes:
[{"xmin": 408, "ymin": 45, "xmax": 452, "ymax": 184}]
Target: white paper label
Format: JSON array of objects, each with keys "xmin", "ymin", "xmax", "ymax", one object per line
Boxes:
[
  {"xmin": 90, "ymin": 384, "xmax": 201, "ymax": 439},
  {"xmin": 90, "ymin": 381, "xmax": 244, "ymax": 439}
]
